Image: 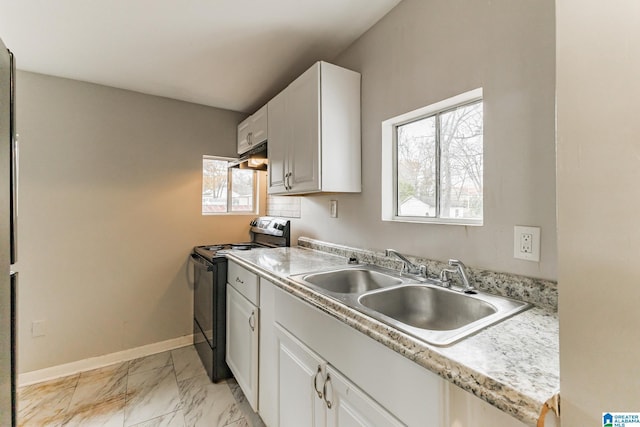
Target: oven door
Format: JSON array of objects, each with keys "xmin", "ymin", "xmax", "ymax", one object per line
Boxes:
[{"xmin": 191, "ymin": 254, "xmax": 214, "ymax": 347}]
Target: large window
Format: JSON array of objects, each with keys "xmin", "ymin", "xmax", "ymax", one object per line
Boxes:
[
  {"xmin": 202, "ymin": 156, "xmax": 257, "ymax": 214},
  {"xmin": 382, "ymin": 88, "xmax": 483, "ymax": 225}
]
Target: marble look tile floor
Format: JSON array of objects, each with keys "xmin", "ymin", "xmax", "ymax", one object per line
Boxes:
[{"xmin": 18, "ymin": 345, "xmax": 266, "ymax": 427}]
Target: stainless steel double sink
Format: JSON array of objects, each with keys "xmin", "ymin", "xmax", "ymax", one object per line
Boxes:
[{"xmin": 289, "ymin": 265, "xmax": 530, "ymax": 346}]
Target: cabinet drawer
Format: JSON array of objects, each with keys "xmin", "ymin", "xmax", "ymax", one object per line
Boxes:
[{"xmin": 228, "ymin": 261, "xmax": 259, "ymax": 305}]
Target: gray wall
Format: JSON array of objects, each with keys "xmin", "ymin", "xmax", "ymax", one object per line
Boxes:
[
  {"xmin": 291, "ymin": 0, "xmax": 557, "ymax": 280},
  {"xmin": 16, "ymin": 71, "xmax": 255, "ymax": 373},
  {"xmin": 557, "ymin": 1, "xmax": 640, "ymax": 424}
]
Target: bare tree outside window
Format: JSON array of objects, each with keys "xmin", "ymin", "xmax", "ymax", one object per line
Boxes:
[
  {"xmin": 439, "ymin": 101, "xmax": 483, "ymax": 220},
  {"xmin": 202, "ymin": 157, "xmax": 256, "ymax": 214},
  {"xmin": 231, "ymin": 168, "xmax": 254, "ymax": 212},
  {"xmin": 395, "ymin": 100, "xmax": 483, "ymax": 221},
  {"xmin": 397, "ymin": 116, "xmax": 437, "ymax": 217}
]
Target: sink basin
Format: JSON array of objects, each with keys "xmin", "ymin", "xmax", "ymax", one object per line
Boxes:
[
  {"xmin": 358, "ymin": 285, "xmax": 496, "ymax": 331},
  {"xmin": 300, "ymin": 268, "xmax": 403, "ymax": 294},
  {"xmin": 356, "ymin": 283, "xmax": 530, "ymax": 346},
  {"xmin": 289, "ymin": 265, "xmax": 530, "ymax": 346}
]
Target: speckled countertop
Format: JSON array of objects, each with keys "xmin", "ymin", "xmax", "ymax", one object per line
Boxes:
[{"xmin": 225, "ymin": 246, "xmax": 559, "ymax": 426}]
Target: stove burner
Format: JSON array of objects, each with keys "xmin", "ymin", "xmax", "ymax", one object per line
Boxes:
[
  {"xmin": 230, "ymin": 244, "xmax": 252, "ymax": 251},
  {"xmin": 194, "ymin": 243, "xmax": 265, "ymax": 261},
  {"xmin": 205, "ymin": 245, "xmax": 226, "ymax": 251},
  {"xmin": 194, "ymin": 216, "xmax": 290, "ymax": 263}
]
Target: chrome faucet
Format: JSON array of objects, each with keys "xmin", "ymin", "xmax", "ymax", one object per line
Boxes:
[
  {"xmin": 448, "ymin": 259, "xmax": 475, "ymax": 293},
  {"xmin": 385, "ymin": 249, "xmax": 427, "ymax": 278},
  {"xmin": 438, "ymin": 268, "xmax": 456, "ymax": 288}
]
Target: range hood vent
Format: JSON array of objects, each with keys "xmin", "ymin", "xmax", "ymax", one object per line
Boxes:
[{"xmin": 229, "ymin": 142, "xmax": 268, "ymax": 171}]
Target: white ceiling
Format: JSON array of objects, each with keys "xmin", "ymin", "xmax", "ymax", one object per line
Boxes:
[{"xmin": 0, "ymin": 0, "xmax": 400, "ymax": 112}]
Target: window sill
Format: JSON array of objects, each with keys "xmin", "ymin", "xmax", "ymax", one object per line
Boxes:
[
  {"xmin": 202, "ymin": 212, "xmax": 259, "ymax": 216},
  {"xmin": 384, "ymin": 217, "xmax": 483, "ymax": 226}
]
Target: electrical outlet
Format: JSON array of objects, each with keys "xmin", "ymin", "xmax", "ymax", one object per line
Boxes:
[
  {"xmin": 521, "ymin": 233, "xmax": 533, "ymax": 253},
  {"xmin": 514, "ymin": 226, "xmax": 540, "ymax": 262},
  {"xmin": 330, "ymin": 200, "xmax": 338, "ymax": 218},
  {"xmin": 31, "ymin": 320, "xmax": 46, "ymax": 338}
]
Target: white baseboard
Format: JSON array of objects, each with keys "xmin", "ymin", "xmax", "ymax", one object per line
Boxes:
[{"xmin": 18, "ymin": 334, "xmax": 194, "ymax": 387}]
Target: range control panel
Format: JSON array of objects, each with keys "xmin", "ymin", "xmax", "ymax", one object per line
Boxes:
[{"xmin": 250, "ymin": 216, "xmax": 291, "ymax": 238}]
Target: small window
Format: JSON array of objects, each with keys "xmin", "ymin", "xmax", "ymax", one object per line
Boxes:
[
  {"xmin": 202, "ymin": 156, "xmax": 257, "ymax": 214},
  {"xmin": 382, "ymin": 88, "xmax": 483, "ymax": 225}
]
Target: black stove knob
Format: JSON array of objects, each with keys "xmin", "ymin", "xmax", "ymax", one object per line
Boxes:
[
  {"xmin": 275, "ymin": 223, "xmax": 285, "ymax": 231},
  {"xmin": 250, "ymin": 219, "xmax": 258, "ymax": 226}
]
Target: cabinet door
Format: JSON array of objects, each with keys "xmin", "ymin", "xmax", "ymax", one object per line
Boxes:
[
  {"xmin": 237, "ymin": 116, "xmax": 252, "ymax": 154},
  {"xmin": 267, "ymin": 90, "xmax": 288, "ymax": 194},
  {"xmin": 325, "ymin": 366, "xmax": 405, "ymax": 427},
  {"xmin": 276, "ymin": 323, "xmax": 326, "ymax": 427},
  {"xmin": 288, "ymin": 62, "xmax": 321, "ymax": 193},
  {"xmin": 250, "ymin": 104, "xmax": 268, "ymax": 145},
  {"xmin": 226, "ymin": 284, "xmax": 259, "ymax": 411}
]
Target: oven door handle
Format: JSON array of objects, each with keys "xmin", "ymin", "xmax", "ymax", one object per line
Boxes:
[{"xmin": 190, "ymin": 254, "xmax": 214, "ymax": 272}]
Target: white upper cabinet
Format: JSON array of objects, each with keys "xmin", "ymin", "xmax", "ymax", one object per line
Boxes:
[
  {"xmin": 237, "ymin": 117, "xmax": 251, "ymax": 154},
  {"xmin": 237, "ymin": 104, "xmax": 268, "ymax": 154},
  {"xmin": 268, "ymin": 61, "xmax": 361, "ymax": 195},
  {"xmin": 267, "ymin": 90, "xmax": 288, "ymax": 191}
]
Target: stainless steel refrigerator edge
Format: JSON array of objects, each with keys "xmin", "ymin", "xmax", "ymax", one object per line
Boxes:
[{"xmin": 0, "ymin": 37, "xmax": 17, "ymax": 426}]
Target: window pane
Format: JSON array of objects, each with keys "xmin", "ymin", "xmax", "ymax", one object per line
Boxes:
[
  {"xmin": 231, "ymin": 168, "xmax": 254, "ymax": 212},
  {"xmin": 202, "ymin": 158, "xmax": 228, "ymax": 213},
  {"xmin": 396, "ymin": 116, "xmax": 437, "ymax": 217},
  {"xmin": 439, "ymin": 101, "xmax": 483, "ymax": 220}
]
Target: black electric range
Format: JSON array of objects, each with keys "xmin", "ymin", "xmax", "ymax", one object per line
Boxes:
[{"xmin": 190, "ymin": 216, "xmax": 290, "ymax": 382}]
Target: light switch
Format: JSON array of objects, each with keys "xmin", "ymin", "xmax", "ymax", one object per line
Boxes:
[{"xmin": 32, "ymin": 320, "xmax": 46, "ymax": 337}]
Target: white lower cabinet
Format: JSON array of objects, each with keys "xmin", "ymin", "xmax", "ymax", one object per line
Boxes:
[
  {"xmin": 226, "ymin": 283, "xmax": 259, "ymax": 411},
  {"xmin": 254, "ymin": 277, "xmax": 533, "ymax": 427},
  {"xmin": 446, "ymin": 385, "xmax": 530, "ymax": 427},
  {"xmin": 325, "ymin": 365, "xmax": 406, "ymax": 427},
  {"xmin": 276, "ymin": 323, "xmax": 403, "ymax": 427},
  {"xmin": 276, "ymin": 324, "xmax": 326, "ymax": 427},
  {"xmin": 259, "ymin": 279, "xmax": 444, "ymax": 427}
]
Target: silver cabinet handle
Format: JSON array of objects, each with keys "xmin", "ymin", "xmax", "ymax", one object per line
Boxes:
[
  {"xmin": 285, "ymin": 172, "xmax": 292, "ymax": 190},
  {"xmin": 248, "ymin": 131, "xmax": 253, "ymax": 146},
  {"xmin": 313, "ymin": 365, "xmax": 323, "ymax": 399},
  {"xmin": 236, "ymin": 277, "xmax": 244, "ymax": 285},
  {"xmin": 322, "ymin": 373, "xmax": 333, "ymax": 409},
  {"xmin": 248, "ymin": 310, "xmax": 255, "ymax": 331}
]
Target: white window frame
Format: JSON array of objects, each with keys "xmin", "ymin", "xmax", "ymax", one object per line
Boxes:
[
  {"xmin": 381, "ymin": 88, "xmax": 483, "ymax": 226},
  {"xmin": 202, "ymin": 155, "xmax": 259, "ymax": 215}
]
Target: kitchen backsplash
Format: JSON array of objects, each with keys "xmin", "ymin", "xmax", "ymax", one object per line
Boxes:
[
  {"xmin": 298, "ymin": 237, "xmax": 558, "ymax": 311},
  {"xmin": 266, "ymin": 195, "xmax": 301, "ymax": 218}
]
